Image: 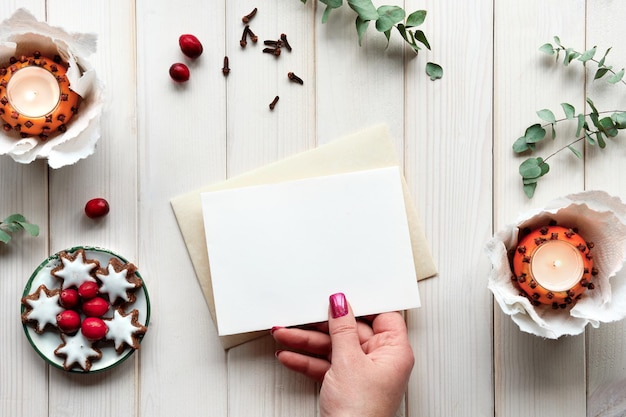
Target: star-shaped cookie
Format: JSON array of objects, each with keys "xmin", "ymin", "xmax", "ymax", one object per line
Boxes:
[
  {"xmin": 51, "ymin": 249, "xmax": 99, "ymax": 289},
  {"xmin": 96, "ymin": 258, "xmax": 142, "ymax": 304},
  {"xmin": 21, "ymin": 284, "xmax": 64, "ymax": 334},
  {"xmin": 104, "ymin": 308, "xmax": 147, "ymax": 353},
  {"xmin": 54, "ymin": 331, "xmax": 103, "ymax": 371}
]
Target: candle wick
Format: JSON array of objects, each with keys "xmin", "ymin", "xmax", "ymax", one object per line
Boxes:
[{"xmin": 553, "ymin": 259, "xmax": 562, "ymax": 268}]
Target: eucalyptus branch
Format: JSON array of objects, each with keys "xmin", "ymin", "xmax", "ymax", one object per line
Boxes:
[
  {"xmin": 514, "ymin": 37, "xmax": 626, "ymax": 198},
  {"xmin": 0, "ymin": 213, "xmax": 39, "ymax": 244},
  {"xmin": 300, "ymin": 0, "xmax": 443, "ymax": 80}
]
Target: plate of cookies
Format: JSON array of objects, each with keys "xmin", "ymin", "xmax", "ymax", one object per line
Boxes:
[{"xmin": 21, "ymin": 246, "xmax": 150, "ymax": 373}]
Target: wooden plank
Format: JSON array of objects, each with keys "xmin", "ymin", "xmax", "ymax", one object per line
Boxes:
[
  {"xmin": 44, "ymin": 1, "xmax": 138, "ymax": 416},
  {"xmin": 314, "ymin": 0, "xmax": 406, "ymax": 155},
  {"xmin": 585, "ymin": 2, "xmax": 626, "ymax": 416},
  {"xmin": 312, "ymin": 1, "xmax": 406, "ymax": 416},
  {"xmin": 224, "ymin": 1, "xmax": 318, "ymax": 416},
  {"xmin": 493, "ymin": 1, "xmax": 587, "ymax": 416},
  {"xmin": 134, "ymin": 0, "xmax": 229, "ymax": 415},
  {"xmin": 0, "ymin": 4, "xmax": 54, "ymax": 417},
  {"xmin": 404, "ymin": 0, "xmax": 494, "ymax": 416}
]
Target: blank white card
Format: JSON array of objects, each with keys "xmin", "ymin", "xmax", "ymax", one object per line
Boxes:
[{"xmin": 200, "ymin": 166, "xmax": 420, "ymax": 335}]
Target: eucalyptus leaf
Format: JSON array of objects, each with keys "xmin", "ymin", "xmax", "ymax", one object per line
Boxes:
[
  {"xmin": 576, "ymin": 113, "xmax": 585, "ymax": 136},
  {"xmin": 537, "ymin": 109, "xmax": 556, "ymax": 123},
  {"xmin": 406, "ymin": 10, "xmax": 427, "ymax": 27},
  {"xmin": 0, "ymin": 229, "xmax": 10, "ymax": 244},
  {"xmin": 598, "ymin": 47, "xmax": 612, "ymax": 67},
  {"xmin": 539, "ymin": 43, "xmax": 555, "ymax": 55},
  {"xmin": 561, "ymin": 103, "xmax": 575, "ymax": 119},
  {"xmin": 512, "ymin": 136, "xmax": 530, "ymax": 153},
  {"xmin": 523, "ymin": 182, "xmax": 538, "ymax": 198},
  {"xmin": 356, "ymin": 16, "xmax": 370, "ymax": 46},
  {"xmin": 607, "ymin": 68, "xmax": 625, "ymax": 84},
  {"xmin": 321, "ymin": 0, "xmax": 343, "ymax": 7},
  {"xmin": 594, "ymin": 67, "xmax": 610, "ymax": 80},
  {"xmin": 18, "ymin": 221, "xmax": 39, "ymax": 237},
  {"xmin": 553, "ymin": 36, "xmax": 563, "ymax": 47},
  {"xmin": 585, "ymin": 131, "xmax": 595, "ymax": 145},
  {"xmin": 596, "ymin": 131, "xmax": 606, "ymax": 148},
  {"xmin": 567, "ymin": 145, "xmax": 583, "ymax": 159},
  {"xmin": 524, "ymin": 124, "xmax": 546, "ymax": 143},
  {"xmin": 599, "ymin": 116, "xmax": 618, "ymax": 137},
  {"xmin": 3, "ymin": 213, "xmax": 27, "ymax": 223},
  {"xmin": 519, "ymin": 157, "xmax": 544, "ymax": 178},
  {"xmin": 414, "ymin": 30, "xmax": 430, "ymax": 50},
  {"xmin": 426, "ymin": 62, "xmax": 443, "ymax": 81},
  {"xmin": 611, "ymin": 111, "xmax": 626, "ymax": 128},
  {"xmin": 347, "ymin": 0, "xmax": 378, "ymax": 21},
  {"xmin": 578, "ymin": 46, "xmax": 597, "ymax": 62},
  {"xmin": 586, "ymin": 97, "xmax": 599, "ymax": 115},
  {"xmin": 375, "ymin": 5, "xmax": 405, "ymax": 32},
  {"xmin": 321, "ymin": 5, "xmax": 333, "ymax": 23}
]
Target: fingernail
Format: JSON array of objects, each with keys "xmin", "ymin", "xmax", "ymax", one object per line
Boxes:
[
  {"xmin": 270, "ymin": 326, "xmax": 283, "ymax": 335},
  {"xmin": 329, "ymin": 292, "xmax": 348, "ymax": 318},
  {"xmin": 275, "ymin": 350, "xmax": 284, "ymax": 358}
]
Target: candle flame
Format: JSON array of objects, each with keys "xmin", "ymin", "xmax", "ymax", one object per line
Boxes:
[
  {"xmin": 24, "ymin": 90, "xmax": 37, "ymax": 102},
  {"xmin": 553, "ymin": 259, "xmax": 562, "ymax": 268}
]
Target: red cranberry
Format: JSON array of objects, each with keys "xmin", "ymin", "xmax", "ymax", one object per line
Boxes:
[
  {"xmin": 169, "ymin": 63, "xmax": 190, "ymax": 82},
  {"xmin": 85, "ymin": 198, "xmax": 109, "ymax": 218},
  {"xmin": 59, "ymin": 288, "xmax": 79, "ymax": 309},
  {"xmin": 179, "ymin": 34, "xmax": 203, "ymax": 59},
  {"xmin": 82, "ymin": 297, "xmax": 110, "ymax": 317},
  {"xmin": 56, "ymin": 310, "xmax": 81, "ymax": 334},
  {"xmin": 81, "ymin": 317, "xmax": 108, "ymax": 340},
  {"xmin": 78, "ymin": 281, "xmax": 99, "ymax": 300}
]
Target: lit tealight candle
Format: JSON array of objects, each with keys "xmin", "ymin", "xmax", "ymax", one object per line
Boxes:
[
  {"xmin": 6, "ymin": 66, "xmax": 60, "ymax": 118},
  {"xmin": 0, "ymin": 54, "xmax": 81, "ymax": 139},
  {"xmin": 531, "ymin": 240, "xmax": 584, "ymax": 292},
  {"xmin": 512, "ymin": 225, "xmax": 596, "ymax": 307}
]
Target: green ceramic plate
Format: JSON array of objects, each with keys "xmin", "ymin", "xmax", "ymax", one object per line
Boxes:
[{"xmin": 21, "ymin": 246, "xmax": 150, "ymax": 373}]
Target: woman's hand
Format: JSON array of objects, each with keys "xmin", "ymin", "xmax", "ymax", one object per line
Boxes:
[{"xmin": 271, "ymin": 292, "xmax": 415, "ymax": 417}]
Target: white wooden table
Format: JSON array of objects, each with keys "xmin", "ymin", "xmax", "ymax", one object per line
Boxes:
[{"xmin": 2, "ymin": 1, "xmax": 626, "ymax": 416}]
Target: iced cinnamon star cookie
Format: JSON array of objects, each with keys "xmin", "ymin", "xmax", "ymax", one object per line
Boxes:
[
  {"xmin": 51, "ymin": 249, "xmax": 99, "ymax": 289},
  {"xmin": 104, "ymin": 308, "xmax": 147, "ymax": 354},
  {"xmin": 96, "ymin": 258, "xmax": 142, "ymax": 304},
  {"xmin": 21, "ymin": 284, "xmax": 64, "ymax": 334},
  {"xmin": 54, "ymin": 331, "xmax": 102, "ymax": 372}
]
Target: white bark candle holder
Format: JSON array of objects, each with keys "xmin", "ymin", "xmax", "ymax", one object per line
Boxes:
[
  {"xmin": 0, "ymin": 8, "xmax": 104, "ymax": 168},
  {"xmin": 486, "ymin": 190, "xmax": 626, "ymax": 338}
]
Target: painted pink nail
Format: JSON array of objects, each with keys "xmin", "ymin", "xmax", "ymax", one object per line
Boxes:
[
  {"xmin": 329, "ymin": 292, "xmax": 348, "ymax": 318},
  {"xmin": 270, "ymin": 326, "xmax": 283, "ymax": 335}
]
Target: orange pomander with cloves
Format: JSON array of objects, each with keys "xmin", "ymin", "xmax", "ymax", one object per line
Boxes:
[
  {"xmin": 512, "ymin": 225, "xmax": 597, "ymax": 309},
  {"xmin": 0, "ymin": 52, "xmax": 81, "ymax": 140}
]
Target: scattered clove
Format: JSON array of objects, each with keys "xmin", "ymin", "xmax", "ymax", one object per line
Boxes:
[
  {"xmin": 280, "ymin": 33, "xmax": 292, "ymax": 52},
  {"xmin": 222, "ymin": 56, "xmax": 230, "ymax": 76},
  {"xmin": 240, "ymin": 26, "xmax": 248, "ymax": 48},
  {"xmin": 269, "ymin": 95, "xmax": 279, "ymax": 110},
  {"xmin": 263, "ymin": 47, "xmax": 281, "ymax": 57},
  {"xmin": 242, "ymin": 7, "xmax": 257, "ymax": 24},
  {"xmin": 287, "ymin": 71, "xmax": 303, "ymax": 85},
  {"xmin": 246, "ymin": 26, "xmax": 258, "ymax": 43}
]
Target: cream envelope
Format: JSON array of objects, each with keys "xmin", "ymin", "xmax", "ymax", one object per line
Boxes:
[
  {"xmin": 171, "ymin": 124, "xmax": 437, "ymax": 347},
  {"xmin": 201, "ymin": 166, "xmax": 421, "ymax": 336}
]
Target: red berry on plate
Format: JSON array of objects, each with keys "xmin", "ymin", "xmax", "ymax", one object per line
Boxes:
[
  {"xmin": 81, "ymin": 317, "xmax": 108, "ymax": 340},
  {"xmin": 179, "ymin": 34, "xmax": 203, "ymax": 59},
  {"xmin": 78, "ymin": 281, "xmax": 99, "ymax": 300},
  {"xmin": 82, "ymin": 297, "xmax": 110, "ymax": 317},
  {"xmin": 169, "ymin": 63, "xmax": 190, "ymax": 82},
  {"xmin": 56, "ymin": 310, "xmax": 81, "ymax": 333},
  {"xmin": 59, "ymin": 288, "xmax": 79, "ymax": 309},
  {"xmin": 85, "ymin": 198, "xmax": 110, "ymax": 218}
]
